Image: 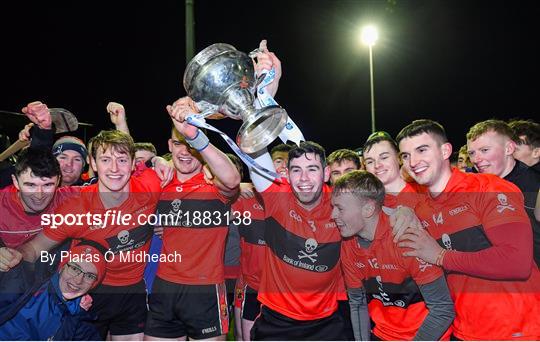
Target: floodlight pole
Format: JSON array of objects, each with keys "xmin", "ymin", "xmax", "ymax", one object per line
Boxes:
[
  {"xmin": 368, "ymin": 45, "xmax": 375, "ymax": 133},
  {"xmin": 185, "ymin": 0, "xmax": 195, "ymax": 64}
]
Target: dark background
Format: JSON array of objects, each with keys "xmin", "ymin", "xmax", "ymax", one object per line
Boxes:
[{"xmin": 1, "ymin": 0, "xmax": 538, "ymax": 156}]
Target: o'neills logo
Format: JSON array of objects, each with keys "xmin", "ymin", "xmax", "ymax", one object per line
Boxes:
[{"xmin": 448, "ymin": 205, "xmax": 469, "ymax": 216}]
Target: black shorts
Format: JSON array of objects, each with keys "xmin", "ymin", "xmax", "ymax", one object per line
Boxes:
[
  {"xmin": 250, "ymin": 305, "xmax": 351, "ymax": 341},
  {"xmin": 89, "ymin": 280, "xmax": 148, "ymax": 338},
  {"xmin": 337, "ymin": 299, "xmax": 355, "ymax": 340},
  {"xmin": 240, "ymin": 285, "xmax": 261, "ymax": 321},
  {"xmin": 145, "ymin": 276, "xmax": 229, "ymax": 339}
]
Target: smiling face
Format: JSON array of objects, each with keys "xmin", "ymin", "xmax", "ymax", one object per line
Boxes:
[
  {"xmin": 399, "ymin": 132, "xmax": 452, "ymax": 192},
  {"xmin": 288, "ymin": 153, "xmax": 329, "ymax": 209},
  {"xmin": 331, "ymin": 192, "xmax": 365, "ymax": 238},
  {"xmin": 329, "ymin": 159, "xmax": 359, "ymax": 185},
  {"xmin": 57, "ymin": 150, "xmax": 85, "ymax": 186},
  {"xmin": 12, "ymin": 169, "xmax": 58, "ymax": 213},
  {"xmin": 59, "ymin": 261, "xmax": 97, "ymax": 300},
  {"xmin": 467, "ymin": 130, "xmax": 515, "ymax": 177},
  {"xmin": 91, "ymin": 146, "xmax": 133, "ymax": 193},
  {"xmin": 168, "ymin": 138, "xmax": 203, "ymax": 180},
  {"xmin": 272, "ymin": 151, "xmax": 289, "ymax": 178},
  {"xmin": 363, "ymin": 140, "xmax": 401, "ymax": 187}
]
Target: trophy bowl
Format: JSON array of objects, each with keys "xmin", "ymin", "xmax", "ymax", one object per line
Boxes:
[{"xmin": 183, "ymin": 43, "xmax": 288, "ymax": 153}]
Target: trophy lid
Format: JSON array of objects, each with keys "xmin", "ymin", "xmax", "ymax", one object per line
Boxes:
[{"xmin": 183, "ymin": 43, "xmax": 238, "ymax": 93}]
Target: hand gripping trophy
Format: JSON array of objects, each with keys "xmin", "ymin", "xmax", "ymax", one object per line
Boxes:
[{"xmin": 183, "ymin": 43, "xmax": 288, "ymax": 153}]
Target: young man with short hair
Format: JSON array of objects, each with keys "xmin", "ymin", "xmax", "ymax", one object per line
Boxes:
[
  {"xmin": 362, "ymin": 131, "xmax": 418, "ymax": 204},
  {"xmin": 144, "ymin": 96, "xmax": 241, "ymax": 341},
  {"xmin": 0, "ymin": 148, "xmax": 75, "ymax": 249},
  {"xmin": 396, "ymin": 119, "xmax": 540, "ymax": 340},
  {"xmin": 270, "ymin": 143, "xmax": 292, "ymax": 178},
  {"xmin": 509, "ymin": 119, "xmax": 540, "ymax": 171},
  {"xmin": 53, "ymin": 136, "xmax": 88, "ymax": 187},
  {"xmin": 332, "ymin": 170, "xmax": 454, "ymax": 340},
  {"xmin": 134, "ymin": 142, "xmax": 157, "ymax": 165},
  {"xmin": 456, "ymin": 144, "xmax": 474, "ymax": 172},
  {"xmin": 327, "ymin": 148, "xmax": 361, "ymax": 185},
  {"xmin": 1, "ymin": 129, "xmax": 166, "ymax": 340},
  {"xmin": 249, "ymin": 141, "xmax": 351, "ymax": 340},
  {"xmin": 466, "ymin": 119, "xmax": 540, "ymax": 265}
]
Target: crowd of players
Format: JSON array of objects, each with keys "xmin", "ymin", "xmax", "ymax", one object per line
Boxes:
[{"xmin": 0, "ymin": 43, "xmax": 539, "ymax": 341}]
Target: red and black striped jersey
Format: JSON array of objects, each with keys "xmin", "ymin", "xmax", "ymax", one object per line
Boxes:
[
  {"xmin": 156, "ymin": 172, "xmax": 231, "ymax": 285},
  {"xmin": 257, "ymin": 179, "xmax": 342, "ymax": 321},
  {"xmin": 341, "ymin": 213, "xmax": 444, "ymax": 340},
  {"xmin": 415, "ymin": 168, "xmax": 540, "ymax": 340},
  {"xmin": 233, "ymin": 194, "xmax": 266, "ymax": 291},
  {"xmin": 44, "ymin": 168, "xmax": 161, "ymax": 286}
]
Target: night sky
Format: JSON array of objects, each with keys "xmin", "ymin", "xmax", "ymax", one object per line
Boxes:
[{"xmin": 1, "ymin": 0, "xmax": 539, "ymax": 157}]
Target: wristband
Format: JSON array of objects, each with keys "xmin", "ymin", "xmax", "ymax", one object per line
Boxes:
[
  {"xmin": 186, "ymin": 129, "xmax": 210, "ymax": 151},
  {"xmin": 435, "ymin": 249, "xmax": 448, "ymax": 267}
]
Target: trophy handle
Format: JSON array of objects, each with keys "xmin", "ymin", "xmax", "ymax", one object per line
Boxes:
[{"xmin": 195, "ymin": 102, "xmax": 227, "ymax": 120}]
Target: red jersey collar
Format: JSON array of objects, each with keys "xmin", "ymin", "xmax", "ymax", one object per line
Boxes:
[{"xmin": 172, "ymin": 171, "xmax": 205, "ymax": 186}]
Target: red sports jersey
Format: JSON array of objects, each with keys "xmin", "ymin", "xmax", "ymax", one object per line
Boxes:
[
  {"xmin": 415, "ymin": 168, "xmax": 540, "ymax": 340},
  {"xmin": 341, "ymin": 213, "xmax": 445, "ymax": 340},
  {"xmin": 44, "ymin": 168, "xmax": 161, "ymax": 286},
  {"xmin": 156, "ymin": 172, "xmax": 231, "ymax": 285},
  {"xmin": 258, "ymin": 180, "xmax": 342, "ymax": 321},
  {"xmin": 0, "ymin": 185, "xmax": 79, "ymax": 248},
  {"xmin": 384, "ymin": 181, "xmax": 422, "ymax": 209},
  {"xmin": 232, "ymin": 194, "xmax": 266, "ymax": 291}
]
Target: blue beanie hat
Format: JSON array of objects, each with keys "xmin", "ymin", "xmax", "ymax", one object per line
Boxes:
[{"xmin": 52, "ymin": 136, "xmax": 88, "ymax": 165}]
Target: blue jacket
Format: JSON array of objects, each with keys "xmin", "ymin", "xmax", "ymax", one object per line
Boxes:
[{"xmin": 0, "ymin": 272, "xmax": 100, "ymax": 340}]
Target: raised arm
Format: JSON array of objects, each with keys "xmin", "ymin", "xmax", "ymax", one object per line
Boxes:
[
  {"xmin": 106, "ymin": 101, "xmax": 130, "ymax": 135},
  {"xmin": 167, "ymin": 97, "xmax": 240, "ymax": 197}
]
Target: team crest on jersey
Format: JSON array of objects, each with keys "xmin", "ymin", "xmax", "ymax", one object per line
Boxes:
[
  {"xmin": 117, "ymin": 230, "xmax": 133, "ymax": 246},
  {"xmin": 441, "ymin": 233, "xmax": 453, "ymax": 250},
  {"xmin": 170, "ymin": 199, "xmax": 182, "ymax": 213},
  {"xmin": 496, "ymin": 193, "xmax": 515, "ymax": 213},
  {"xmin": 298, "ymin": 238, "xmax": 318, "ymax": 263}
]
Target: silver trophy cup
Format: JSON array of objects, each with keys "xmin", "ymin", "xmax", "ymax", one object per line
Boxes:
[{"xmin": 183, "ymin": 43, "xmax": 288, "ymax": 153}]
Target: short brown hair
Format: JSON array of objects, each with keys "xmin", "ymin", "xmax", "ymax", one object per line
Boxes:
[
  {"xmin": 466, "ymin": 119, "xmax": 516, "ymax": 142},
  {"xmin": 396, "ymin": 119, "xmax": 448, "ymax": 146},
  {"xmin": 288, "ymin": 141, "xmax": 327, "ymax": 169},
  {"xmin": 89, "ymin": 130, "xmax": 135, "ymax": 160},
  {"xmin": 327, "ymin": 149, "xmax": 361, "ymax": 169},
  {"xmin": 508, "ymin": 119, "xmax": 540, "ymax": 148},
  {"xmin": 363, "ymin": 131, "xmax": 399, "ymax": 155},
  {"xmin": 134, "ymin": 142, "xmax": 157, "ymax": 155},
  {"xmin": 332, "ymin": 170, "xmax": 385, "ymax": 208}
]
